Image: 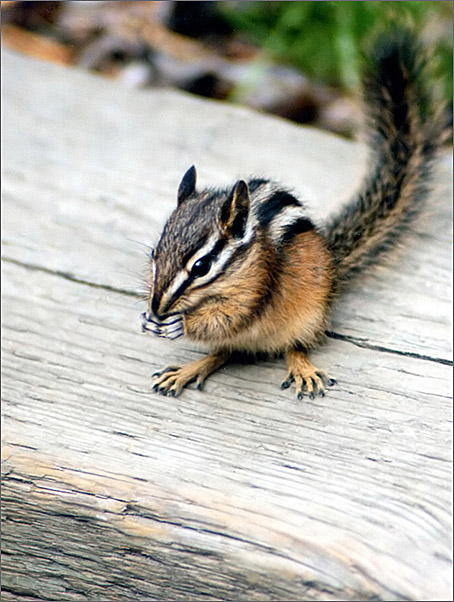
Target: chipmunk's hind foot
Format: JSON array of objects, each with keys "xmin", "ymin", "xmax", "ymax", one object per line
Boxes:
[{"xmin": 281, "ymin": 349, "xmax": 336, "ymax": 400}]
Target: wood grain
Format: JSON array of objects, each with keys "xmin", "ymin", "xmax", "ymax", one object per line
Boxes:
[{"xmin": 2, "ymin": 49, "xmax": 452, "ymax": 601}]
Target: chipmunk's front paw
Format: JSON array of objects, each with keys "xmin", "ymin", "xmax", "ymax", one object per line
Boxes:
[
  {"xmin": 282, "ymin": 349, "xmax": 336, "ymax": 400},
  {"xmin": 152, "ymin": 365, "xmax": 197, "ymax": 397},
  {"xmin": 151, "ymin": 351, "xmax": 230, "ymax": 397},
  {"xmin": 142, "ymin": 312, "xmax": 184, "ymax": 340}
]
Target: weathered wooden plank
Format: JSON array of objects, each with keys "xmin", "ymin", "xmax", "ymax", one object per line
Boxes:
[
  {"xmin": 2, "ymin": 49, "xmax": 453, "ymax": 601},
  {"xmin": 1, "ymin": 50, "xmax": 451, "ymax": 361},
  {"xmin": 2, "ymin": 260, "xmax": 452, "ymax": 601}
]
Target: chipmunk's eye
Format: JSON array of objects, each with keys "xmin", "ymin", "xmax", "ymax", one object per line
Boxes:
[{"xmin": 190, "ymin": 256, "xmax": 212, "ymax": 278}]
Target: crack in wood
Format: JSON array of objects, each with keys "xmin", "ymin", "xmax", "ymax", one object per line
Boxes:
[
  {"xmin": 3, "ymin": 256, "xmax": 450, "ymax": 369},
  {"xmin": 326, "ymin": 331, "xmax": 453, "ymax": 366},
  {"xmin": 1, "ymin": 255, "xmax": 143, "ymax": 298}
]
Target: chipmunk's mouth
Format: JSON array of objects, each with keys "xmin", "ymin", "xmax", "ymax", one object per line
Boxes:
[{"xmin": 141, "ymin": 311, "xmax": 184, "ymax": 340}]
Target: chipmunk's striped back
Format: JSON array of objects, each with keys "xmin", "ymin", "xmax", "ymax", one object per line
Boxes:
[{"xmin": 248, "ymin": 179, "xmax": 315, "ymax": 246}]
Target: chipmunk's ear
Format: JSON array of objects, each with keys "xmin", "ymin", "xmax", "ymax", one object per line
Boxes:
[
  {"xmin": 220, "ymin": 180, "xmax": 250, "ymax": 239},
  {"xmin": 177, "ymin": 165, "xmax": 197, "ymax": 205}
]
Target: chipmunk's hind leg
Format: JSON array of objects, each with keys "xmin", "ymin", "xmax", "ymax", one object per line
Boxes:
[
  {"xmin": 281, "ymin": 348, "xmax": 336, "ymax": 400},
  {"xmin": 152, "ymin": 350, "xmax": 229, "ymax": 397}
]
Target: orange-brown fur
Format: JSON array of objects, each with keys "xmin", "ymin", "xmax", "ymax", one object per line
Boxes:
[
  {"xmin": 175, "ymin": 229, "xmax": 333, "ymax": 354},
  {"xmin": 152, "ymin": 229, "xmax": 334, "ymax": 397},
  {"xmin": 182, "ymin": 244, "xmax": 268, "ymax": 339},
  {"xmin": 223, "ymin": 231, "xmax": 333, "ymax": 354},
  {"xmin": 149, "ymin": 27, "xmax": 442, "ymax": 399}
]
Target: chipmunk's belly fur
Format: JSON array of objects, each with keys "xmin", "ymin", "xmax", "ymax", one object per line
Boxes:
[{"xmin": 224, "ymin": 303, "xmax": 328, "ymax": 353}]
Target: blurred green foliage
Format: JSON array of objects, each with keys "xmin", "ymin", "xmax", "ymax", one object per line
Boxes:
[{"xmin": 219, "ymin": 1, "xmax": 453, "ymax": 102}]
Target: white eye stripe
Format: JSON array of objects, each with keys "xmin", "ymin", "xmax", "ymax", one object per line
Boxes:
[
  {"xmin": 186, "ymin": 234, "xmax": 219, "ymax": 272},
  {"xmin": 158, "ymin": 212, "xmax": 256, "ymax": 312},
  {"xmin": 159, "ymin": 235, "xmax": 227, "ymax": 311},
  {"xmin": 148, "ymin": 259, "xmax": 157, "ymax": 311},
  {"xmin": 160, "ymin": 269, "xmax": 189, "ymax": 312},
  {"xmin": 190, "ymin": 245, "xmax": 234, "ymax": 287},
  {"xmin": 185, "ymin": 221, "xmax": 253, "ymax": 281},
  {"xmin": 197, "ymin": 218, "xmax": 255, "ymax": 276}
]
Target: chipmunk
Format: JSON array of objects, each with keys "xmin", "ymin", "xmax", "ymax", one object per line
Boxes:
[{"xmin": 142, "ymin": 27, "xmax": 443, "ymax": 399}]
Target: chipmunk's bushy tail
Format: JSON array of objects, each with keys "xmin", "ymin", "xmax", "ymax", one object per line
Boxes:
[{"xmin": 323, "ymin": 26, "xmax": 444, "ymax": 284}]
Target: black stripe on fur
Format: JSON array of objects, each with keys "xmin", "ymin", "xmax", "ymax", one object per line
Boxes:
[
  {"xmin": 256, "ymin": 190, "xmax": 301, "ymax": 228},
  {"xmin": 279, "ymin": 217, "xmax": 315, "ymax": 247}
]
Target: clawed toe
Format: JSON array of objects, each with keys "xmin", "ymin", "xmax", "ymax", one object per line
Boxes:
[
  {"xmin": 280, "ymin": 375, "xmax": 294, "ymax": 390},
  {"xmin": 152, "ymin": 369, "xmax": 185, "ymax": 397},
  {"xmin": 283, "ymin": 350, "xmax": 335, "ymax": 401},
  {"xmin": 152, "ymin": 366, "xmax": 179, "ymax": 378}
]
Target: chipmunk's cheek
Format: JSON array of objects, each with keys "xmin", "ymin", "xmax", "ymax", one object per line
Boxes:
[
  {"xmin": 181, "ymin": 311, "xmax": 202, "ymax": 340},
  {"xmin": 182, "ymin": 302, "xmax": 237, "ymax": 344}
]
